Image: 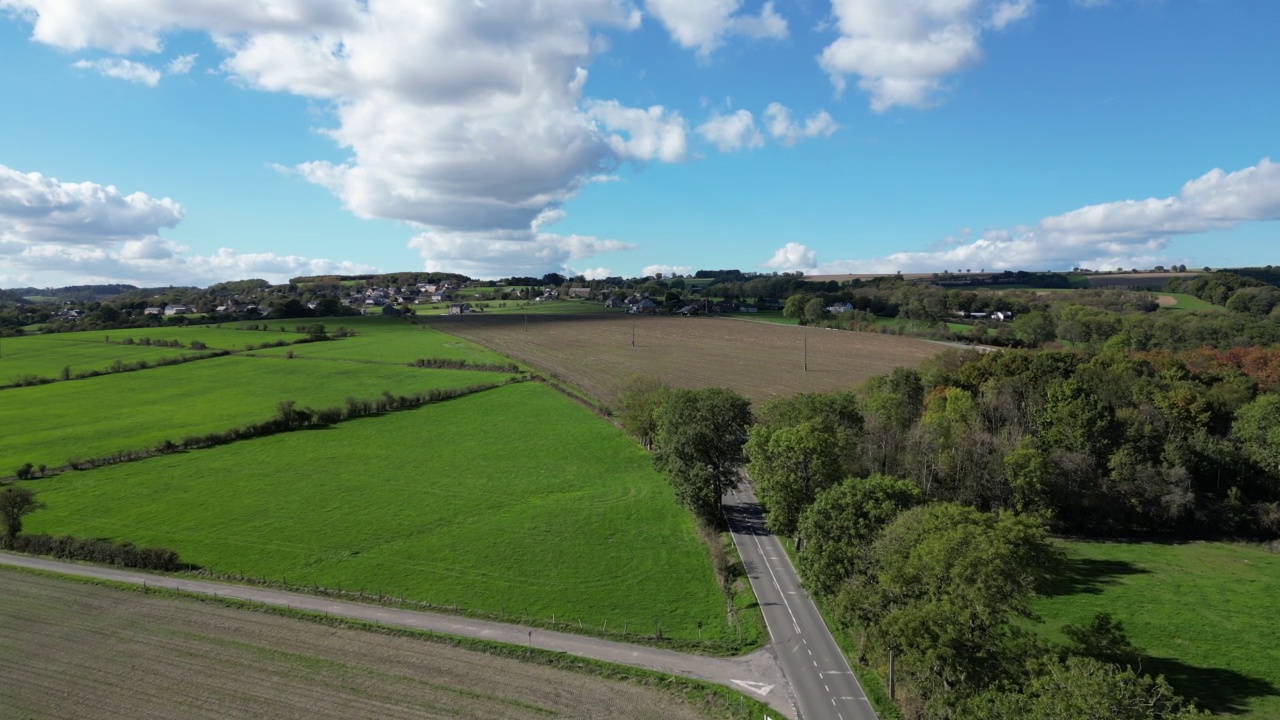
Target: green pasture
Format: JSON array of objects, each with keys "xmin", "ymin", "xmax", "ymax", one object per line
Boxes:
[
  {"xmin": 0, "ymin": 355, "xmax": 512, "ymax": 472},
  {"xmin": 1037, "ymin": 540, "xmax": 1280, "ymax": 718},
  {"xmin": 872, "ymin": 316, "xmax": 974, "ymax": 334},
  {"xmin": 17, "ymin": 324, "xmax": 309, "ymax": 351},
  {"xmin": 253, "ymin": 320, "xmax": 510, "ymax": 366},
  {"xmin": 737, "ymin": 311, "xmax": 798, "ymax": 325},
  {"xmin": 412, "ymin": 300, "xmax": 615, "ymax": 316},
  {"xmin": 1160, "ymin": 292, "xmax": 1224, "ymax": 312},
  {"xmin": 0, "ymin": 334, "xmax": 203, "ymax": 385},
  {"xmin": 19, "ymin": 382, "xmax": 742, "ymax": 644}
]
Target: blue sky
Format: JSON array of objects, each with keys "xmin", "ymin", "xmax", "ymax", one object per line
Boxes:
[{"xmin": 0, "ymin": 0, "xmax": 1277, "ymax": 287}]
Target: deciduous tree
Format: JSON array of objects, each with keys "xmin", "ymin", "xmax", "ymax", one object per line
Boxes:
[
  {"xmin": 618, "ymin": 376, "xmax": 669, "ymax": 449},
  {"xmin": 959, "ymin": 656, "xmax": 1211, "ymax": 720},
  {"xmin": 654, "ymin": 388, "xmax": 753, "ymax": 527},
  {"xmin": 1, "ymin": 486, "xmax": 44, "ymax": 547},
  {"xmin": 843, "ymin": 503, "xmax": 1063, "ymax": 702},
  {"xmin": 796, "ymin": 474, "xmax": 919, "ymax": 597}
]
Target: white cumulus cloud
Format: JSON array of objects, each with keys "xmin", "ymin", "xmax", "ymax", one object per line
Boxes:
[
  {"xmin": 697, "ymin": 109, "xmax": 764, "ymax": 152},
  {"xmin": 761, "ymin": 242, "xmax": 817, "ymax": 271},
  {"xmin": 646, "ymin": 0, "xmax": 787, "ymax": 56},
  {"xmin": 641, "ymin": 264, "xmax": 692, "ymax": 277},
  {"xmin": 0, "ymin": 163, "xmax": 372, "ymax": 285},
  {"xmin": 72, "ymin": 57, "xmax": 162, "ymax": 86},
  {"xmin": 587, "ymin": 100, "xmax": 689, "ymax": 163},
  {"xmin": 814, "ymin": 158, "xmax": 1280, "ymax": 274},
  {"xmin": 409, "ymin": 228, "xmax": 635, "ymax": 280},
  {"xmin": 763, "ymin": 103, "xmax": 838, "ymax": 146},
  {"xmin": 8, "ymin": 0, "xmax": 692, "ymax": 279},
  {"xmin": 819, "ymin": 0, "xmax": 1034, "ymax": 111},
  {"xmin": 166, "ymin": 53, "xmax": 196, "ymax": 74},
  {"xmin": 0, "ymin": 163, "xmax": 183, "ymax": 243}
]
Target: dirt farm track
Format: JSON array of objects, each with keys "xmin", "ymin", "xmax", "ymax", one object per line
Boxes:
[{"xmin": 424, "ymin": 312, "xmax": 941, "ymax": 406}]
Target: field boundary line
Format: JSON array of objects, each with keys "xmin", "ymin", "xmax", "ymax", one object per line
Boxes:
[{"xmin": 0, "ymin": 554, "xmax": 795, "ymax": 720}]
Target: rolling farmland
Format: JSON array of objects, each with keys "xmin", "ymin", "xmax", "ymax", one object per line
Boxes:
[
  {"xmin": 1, "ymin": 334, "xmax": 205, "ymax": 385},
  {"xmin": 0, "ymin": 569, "xmax": 716, "ymax": 720},
  {"xmin": 0, "ymin": 355, "xmax": 511, "ymax": 472},
  {"xmin": 422, "ymin": 312, "xmax": 941, "ymax": 406},
  {"xmin": 18, "ymin": 381, "xmax": 743, "ymax": 644}
]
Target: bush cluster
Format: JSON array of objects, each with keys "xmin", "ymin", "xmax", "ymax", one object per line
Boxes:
[
  {"xmin": 409, "ymin": 357, "xmax": 520, "ymax": 373},
  {"xmin": 11, "ymin": 533, "xmax": 182, "ymax": 571}
]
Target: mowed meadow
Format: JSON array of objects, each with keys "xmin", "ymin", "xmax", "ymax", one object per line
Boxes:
[{"xmin": 6, "ymin": 316, "xmax": 743, "ymax": 644}]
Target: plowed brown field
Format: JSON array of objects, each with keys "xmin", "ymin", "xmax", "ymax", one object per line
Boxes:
[
  {"xmin": 0, "ymin": 569, "xmax": 712, "ymax": 720},
  {"xmin": 423, "ymin": 313, "xmax": 939, "ymax": 405}
]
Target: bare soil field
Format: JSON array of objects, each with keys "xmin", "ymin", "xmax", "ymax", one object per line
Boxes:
[
  {"xmin": 423, "ymin": 313, "xmax": 940, "ymax": 406},
  {"xmin": 0, "ymin": 569, "xmax": 713, "ymax": 720}
]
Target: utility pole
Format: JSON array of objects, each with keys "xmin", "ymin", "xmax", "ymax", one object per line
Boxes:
[
  {"xmin": 889, "ymin": 650, "xmax": 896, "ymax": 700},
  {"xmin": 803, "ymin": 334, "xmax": 808, "ymax": 372},
  {"xmin": 524, "ymin": 313, "xmax": 528, "ymax": 332}
]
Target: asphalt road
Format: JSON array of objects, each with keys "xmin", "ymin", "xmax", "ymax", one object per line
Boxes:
[
  {"xmin": 0, "ymin": 552, "xmax": 795, "ymax": 719},
  {"xmin": 724, "ymin": 486, "xmax": 879, "ymax": 720}
]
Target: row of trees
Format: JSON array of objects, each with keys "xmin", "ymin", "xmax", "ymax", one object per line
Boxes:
[{"xmin": 619, "ymin": 329, "xmax": 1280, "ymax": 714}]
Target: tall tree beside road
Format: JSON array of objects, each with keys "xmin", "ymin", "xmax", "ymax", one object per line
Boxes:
[
  {"xmin": 654, "ymin": 388, "xmax": 753, "ymax": 527},
  {"xmin": 796, "ymin": 474, "xmax": 920, "ymax": 597},
  {"xmin": 745, "ymin": 391, "xmax": 863, "ymax": 535},
  {"xmin": 840, "ymin": 503, "xmax": 1063, "ymax": 708},
  {"xmin": 1, "ymin": 486, "xmax": 44, "ymax": 548},
  {"xmin": 618, "ymin": 376, "xmax": 670, "ymax": 449}
]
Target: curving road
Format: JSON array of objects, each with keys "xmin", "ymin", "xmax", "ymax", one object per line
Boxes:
[
  {"xmin": 0, "ymin": 552, "xmax": 795, "ymax": 719},
  {"xmin": 724, "ymin": 486, "xmax": 879, "ymax": 720}
]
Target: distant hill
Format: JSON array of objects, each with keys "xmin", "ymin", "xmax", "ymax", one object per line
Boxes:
[{"xmin": 0, "ymin": 284, "xmax": 197, "ymax": 302}]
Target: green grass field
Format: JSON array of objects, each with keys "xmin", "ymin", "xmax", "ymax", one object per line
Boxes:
[
  {"xmin": 253, "ymin": 319, "xmax": 511, "ymax": 365},
  {"xmin": 106, "ymin": 324, "xmax": 309, "ymax": 348},
  {"xmin": 1160, "ymin": 292, "xmax": 1225, "ymax": 312},
  {"xmin": 18, "ymin": 381, "xmax": 742, "ymax": 644},
  {"xmin": 0, "ymin": 355, "xmax": 511, "ymax": 472},
  {"xmin": 872, "ymin": 316, "xmax": 974, "ymax": 334},
  {"xmin": 1037, "ymin": 540, "xmax": 1280, "ymax": 718},
  {"xmin": 0, "ymin": 334, "xmax": 205, "ymax": 384},
  {"xmin": 736, "ymin": 311, "xmax": 798, "ymax": 325},
  {"xmin": 413, "ymin": 300, "xmax": 616, "ymax": 316}
]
